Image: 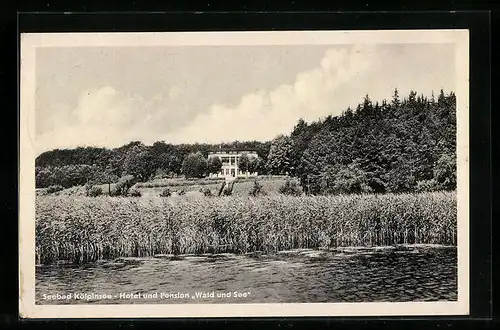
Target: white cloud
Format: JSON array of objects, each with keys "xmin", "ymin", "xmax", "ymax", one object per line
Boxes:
[
  {"xmin": 163, "ymin": 45, "xmax": 376, "ymax": 143},
  {"xmin": 36, "ymin": 45, "xmax": 376, "ymax": 153},
  {"xmin": 36, "ymin": 86, "xmax": 167, "ymax": 154}
]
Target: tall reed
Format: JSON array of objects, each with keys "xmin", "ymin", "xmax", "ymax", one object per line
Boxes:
[{"xmin": 35, "ymin": 191, "xmax": 457, "ymax": 264}]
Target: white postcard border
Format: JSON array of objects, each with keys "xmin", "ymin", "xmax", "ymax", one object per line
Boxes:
[{"xmin": 19, "ymin": 29, "xmax": 470, "ymax": 318}]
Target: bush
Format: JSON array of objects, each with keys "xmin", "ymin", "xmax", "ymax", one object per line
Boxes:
[
  {"xmin": 181, "ymin": 152, "xmax": 208, "ymax": 178},
  {"xmin": 316, "ymin": 163, "xmax": 376, "ymax": 195},
  {"xmin": 222, "ymin": 181, "xmax": 235, "ymax": 196},
  {"xmin": 177, "ymin": 189, "xmax": 186, "ymax": 196},
  {"xmin": 111, "ymin": 175, "xmax": 137, "ymax": 196},
  {"xmin": 249, "ymin": 180, "xmax": 265, "ymax": 197},
  {"xmin": 159, "ymin": 188, "xmax": 172, "ymax": 197},
  {"xmin": 415, "ymin": 179, "xmax": 440, "ymax": 193},
  {"xmin": 433, "ymin": 153, "xmax": 457, "ymax": 190},
  {"xmin": 127, "ymin": 188, "xmax": 142, "ymax": 197},
  {"xmin": 36, "ymin": 165, "xmax": 100, "ymax": 189},
  {"xmin": 36, "ymin": 189, "xmax": 48, "ymax": 196},
  {"xmin": 87, "ymin": 186, "xmax": 103, "ymax": 197},
  {"xmin": 279, "ymin": 179, "xmax": 303, "ymax": 196},
  {"xmin": 46, "ymin": 185, "xmax": 64, "ymax": 194},
  {"xmin": 202, "ymin": 188, "xmax": 212, "ymax": 197},
  {"xmin": 207, "ymin": 156, "xmax": 222, "ymax": 176},
  {"xmin": 136, "ymin": 177, "xmax": 226, "ymax": 188}
]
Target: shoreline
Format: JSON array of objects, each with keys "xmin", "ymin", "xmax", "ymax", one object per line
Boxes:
[{"xmin": 35, "ymin": 243, "xmax": 456, "ymax": 267}]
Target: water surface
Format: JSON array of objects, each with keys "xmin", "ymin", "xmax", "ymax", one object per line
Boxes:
[{"xmin": 36, "ymin": 245, "xmax": 457, "ymax": 304}]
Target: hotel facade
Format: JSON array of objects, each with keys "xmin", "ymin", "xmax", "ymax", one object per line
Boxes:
[{"xmin": 208, "ymin": 150, "xmax": 259, "ymax": 179}]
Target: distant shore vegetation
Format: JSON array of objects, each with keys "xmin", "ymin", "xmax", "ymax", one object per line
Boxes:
[
  {"xmin": 35, "ymin": 89, "xmax": 458, "ymax": 265},
  {"xmin": 36, "ymin": 89, "xmax": 456, "ymax": 196}
]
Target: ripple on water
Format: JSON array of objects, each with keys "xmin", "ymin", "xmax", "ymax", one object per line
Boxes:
[
  {"xmin": 250, "ymin": 267, "xmax": 270, "ymax": 273},
  {"xmin": 36, "ymin": 245, "xmax": 458, "ymax": 304}
]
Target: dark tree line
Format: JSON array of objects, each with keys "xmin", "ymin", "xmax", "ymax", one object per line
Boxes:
[
  {"xmin": 270, "ymin": 89, "xmax": 457, "ymax": 195},
  {"xmin": 36, "ymin": 140, "xmax": 272, "ymax": 188},
  {"xmin": 36, "ymin": 89, "xmax": 457, "ymax": 196}
]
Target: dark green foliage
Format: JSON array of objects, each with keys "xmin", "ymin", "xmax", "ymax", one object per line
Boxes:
[
  {"xmin": 247, "ymin": 157, "xmax": 262, "ymax": 175},
  {"xmin": 218, "ymin": 181, "xmax": 226, "ymax": 197},
  {"xmin": 249, "ymin": 180, "xmax": 265, "ymax": 197},
  {"xmin": 433, "ymin": 153, "xmax": 457, "ymax": 190},
  {"xmin": 181, "ymin": 152, "xmax": 208, "ymax": 178},
  {"xmin": 278, "ymin": 179, "xmax": 303, "ymax": 196},
  {"xmin": 266, "ymin": 135, "xmax": 294, "ymax": 175},
  {"xmin": 317, "ymin": 162, "xmax": 375, "ymax": 195},
  {"xmin": 415, "ymin": 179, "xmax": 440, "ymax": 193},
  {"xmin": 207, "ymin": 156, "xmax": 222, "ymax": 175},
  {"xmin": 34, "ymin": 90, "xmax": 456, "ymax": 196},
  {"xmin": 222, "ymin": 181, "xmax": 235, "ymax": 196},
  {"xmin": 127, "ymin": 188, "xmax": 142, "ymax": 197},
  {"xmin": 238, "ymin": 153, "xmax": 250, "ymax": 173},
  {"xmin": 159, "ymin": 188, "xmax": 172, "ymax": 197},
  {"xmin": 123, "ymin": 146, "xmax": 156, "ymax": 182},
  {"xmin": 46, "ymin": 185, "xmax": 64, "ymax": 194},
  {"xmin": 36, "ymin": 164, "xmax": 101, "ymax": 188},
  {"xmin": 86, "ymin": 186, "xmax": 103, "ymax": 197},
  {"xmin": 101, "ymin": 165, "xmax": 120, "ymax": 194},
  {"xmin": 150, "ymin": 141, "xmax": 183, "ymax": 175},
  {"xmin": 36, "ymin": 141, "xmax": 271, "ymax": 181},
  {"xmin": 111, "ymin": 175, "xmax": 137, "ymax": 197},
  {"xmin": 289, "ymin": 118, "xmax": 321, "ymax": 177},
  {"xmin": 35, "ymin": 147, "xmax": 112, "ymax": 167},
  {"xmin": 292, "ymin": 89, "xmax": 457, "ymax": 195}
]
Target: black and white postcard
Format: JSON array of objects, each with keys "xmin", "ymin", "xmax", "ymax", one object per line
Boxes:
[{"xmin": 19, "ymin": 30, "xmax": 470, "ymax": 318}]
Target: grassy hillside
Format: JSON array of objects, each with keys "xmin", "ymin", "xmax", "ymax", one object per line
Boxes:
[{"xmin": 43, "ymin": 175, "xmax": 290, "ymax": 198}]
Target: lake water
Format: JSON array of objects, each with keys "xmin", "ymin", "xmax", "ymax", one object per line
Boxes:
[{"xmin": 36, "ymin": 245, "xmax": 457, "ymax": 304}]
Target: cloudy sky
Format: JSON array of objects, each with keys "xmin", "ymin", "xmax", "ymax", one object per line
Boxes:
[{"xmin": 35, "ymin": 43, "xmax": 455, "ymax": 154}]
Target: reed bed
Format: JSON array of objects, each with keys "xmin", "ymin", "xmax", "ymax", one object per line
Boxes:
[{"xmin": 35, "ymin": 191, "xmax": 456, "ymax": 265}]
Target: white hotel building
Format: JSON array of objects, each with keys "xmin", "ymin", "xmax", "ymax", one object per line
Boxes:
[{"xmin": 208, "ymin": 150, "xmax": 259, "ymax": 179}]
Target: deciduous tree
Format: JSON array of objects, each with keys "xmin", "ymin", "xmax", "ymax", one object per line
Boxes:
[
  {"xmin": 181, "ymin": 152, "xmax": 208, "ymax": 178},
  {"xmin": 266, "ymin": 135, "xmax": 294, "ymax": 175},
  {"xmin": 238, "ymin": 153, "xmax": 250, "ymax": 174},
  {"xmin": 207, "ymin": 156, "xmax": 222, "ymax": 175},
  {"xmin": 123, "ymin": 146, "xmax": 156, "ymax": 182}
]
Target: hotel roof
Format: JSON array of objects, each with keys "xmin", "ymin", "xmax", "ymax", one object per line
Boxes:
[{"xmin": 208, "ymin": 149, "xmax": 259, "ymax": 153}]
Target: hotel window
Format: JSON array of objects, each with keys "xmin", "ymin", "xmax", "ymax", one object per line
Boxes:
[
  {"xmin": 225, "ymin": 169, "xmax": 229, "ymax": 175},
  {"xmin": 220, "ymin": 169, "xmax": 224, "ymax": 175}
]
